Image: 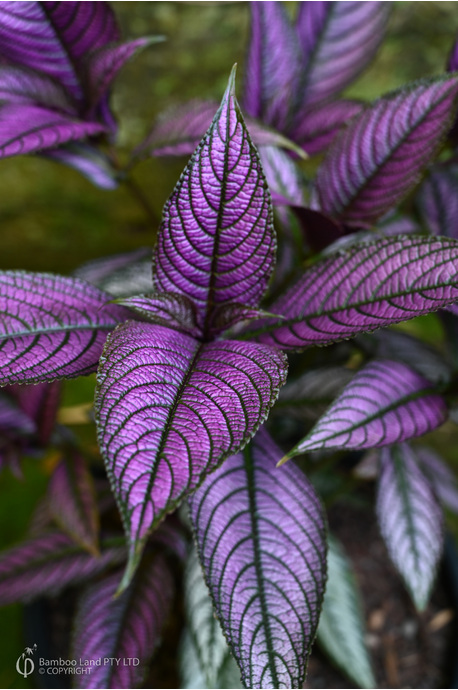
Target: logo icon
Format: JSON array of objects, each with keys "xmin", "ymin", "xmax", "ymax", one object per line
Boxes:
[{"xmin": 16, "ymin": 644, "xmax": 37, "ymax": 678}]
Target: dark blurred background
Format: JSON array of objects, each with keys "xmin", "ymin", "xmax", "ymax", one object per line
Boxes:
[{"xmin": 1, "ymin": 2, "xmax": 458, "ymax": 687}]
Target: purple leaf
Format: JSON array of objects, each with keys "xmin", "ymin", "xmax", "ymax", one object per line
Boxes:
[
  {"xmin": 291, "ymin": 100, "xmax": 364, "ymax": 156},
  {"xmin": 0, "ymin": 2, "xmax": 119, "ymax": 103},
  {"xmin": 189, "ymin": 428, "xmax": 327, "ymax": 689},
  {"xmin": 0, "ymin": 393, "xmax": 36, "ymax": 439},
  {"xmin": 74, "ymin": 247, "xmax": 152, "ymax": 298},
  {"xmin": 417, "ymin": 164, "xmax": 458, "ymax": 239},
  {"xmin": 377, "ymin": 211, "xmax": 419, "ymax": 236},
  {"xmin": 358, "ymin": 330, "xmax": 451, "ymax": 384},
  {"xmin": 0, "ymin": 103, "xmax": 105, "ymax": 158},
  {"xmin": 448, "ymin": 37, "xmax": 458, "ymax": 72},
  {"xmin": 153, "ymin": 68, "xmax": 275, "ymax": 336},
  {"xmin": 48, "ymin": 452, "xmax": 99, "ymax": 555},
  {"xmin": 95, "ymin": 321, "xmax": 287, "ymax": 588},
  {"xmin": 142, "ymin": 99, "xmax": 305, "ymax": 160},
  {"xmin": 72, "ymin": 555, "xmax": 174, "ymax": 689},
  {"xmin": 0, "ymin": 65, "xmax": 75, "ymax": 111},
  {"xmin": 296, "ymin": 2, "xmax": 389, "ymax": 109},
  {"xmin": 376, "ymin": 443, "xmax": 444, "ymax": 610},
  {"xmin": 250, "ymin": 236, "xmax": 458, "ymax": 350},
  {"xmin": 243, "ymin": 2, "xmax": 302, "ymax": 130},
  {"xmin": 84, "ymin": 37, "xmax": 160, "ymax": 118},
  {"xmin": 137, "ymin": 99, "xmax": 219, "ymax": 158},
  {"xmin": 181, "ymin": 548, "xmax": 241, "ymax": 689},
  {"xmin": 0, "ymin": 532, "xmax": 126, "ymax": 604},
  {"xmin": 281, "ymin": 360, "xmax": 447, "ymax": 460},
  {"xmin": 258, "ymin": 145, "xmax": 306, "ymax": 207},
  {"xmin": 288, "ymin": 206, "xmax": 344, "ymax": 253},
  {"xmin": 0, "ymin": 271, "xmax": 131, "ymax": 384},
  {"xmin": 9, "ymin": 381, "xmax": 60, "ymax": 445},
  {"xmin": 43, "ymin": 143, "xmax": 119, "ymax": 190},
  {"xmin": 116, "ymin": 293, "xmax": 200, "ymax": 338},
  {"xmin": 416, "ymin": 446, "xmax": 458, "ymax": 514},
  {"xmin": 316, "ymin": 76, "xmax": 458, "ymax": 227}
]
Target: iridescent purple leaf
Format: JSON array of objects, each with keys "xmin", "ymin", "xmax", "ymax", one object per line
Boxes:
[
  {"xmin": 0, "ymin": 392, "xmax": 36, "ymax": 439},
  {"xmin": 376, "ymin": 443, "xmax": 444, "ymax": 610},
  {"xmin": 296, "ymin": 2, "xmax": 389, "ymax": 108},
  {"xmin": 142, "ymin": 99, "xmax": 305, "ymax": 159},
  {"xmin": 137, "ymin": 99, "xmax": 218, "ymax": 158},
  {"xmin": 95, "ymin": 321, "xmax": 287, "ymax": 588},
  {"xmin": 288, "ymin": 206, "xmax": 343, "ymax": 253},
  {"xmin": 258, "ymin": 145, "xmax": 306, "ymax": 207},
  {"xmin": 72, "ymin": 555, "xmax": 174, "ymax": 689},
  {"xmin": 448, "ymin": 37, "xmax": 458, "ymax": 72},
  {"xmin": 180, "ymin": 548, "xmax": 242, "ymax": 689},
  {"xmin": 291, "ymin": 100, "xmax": 363, "ymax": 156},
  {"xmin": 74, "ymin": 247, "xmax": 152, "ymax": 298},
  {"xmin": 243, "ymin": 2, "xmax": 302, "ymax": 130},
  {"xmin": 9, "ymin": 381, "xmax": 60, "ymax": 445},
  {"xmin": 189, "ymin": 428, "xmax": 327, "ymax": 689},
  {"xmin": 417, "ymin": 164, "xmax": 458, "ymax": 239},
  {"xmin": 281, "ymin": 360, "xmax": 447, "ymax": 461},
  {"xmin": 85, "ymin": 37, "xmax": 161, "ymax": 116},
  {"xmin": 0, "ymin": 65, "xmax": 75, "ymax": 111},
  {"xmin": 416, "ymin": 446, "xmax": 458, "ymax": 514},
  {"xmin": 0, "ymin": 271, "xmax": 131, "ymax": 384},
  {"xmin": 48, "ymin": 452, "xmax": 99, "ymax": 555},
  {"xmin": 250, "ymin": 236, "xmax": 458, "ymax": 350},
  {"xmin": 153, "ymin": 68, "xmax": 275, "ymax": 336},
  {"xmin": 43, "ymin": 143, "xmax": 119, "ymax": 190},
  {"xmin": 0, "ymin": 532, "xmax": 126, "ymax": 604},
  {"xmin": 0, "ymin": 2, "xmax": 119, "ymax": 103},
  {"xmin": 0, "ymin": 103, "xmax": 105, "ymax": 158},
  {"xmin": 317, "ymin": 535, "xmax": 375, "ymax": 690},
  {"xmin": 116, "ymin": 293, "xmax": 200, "ymax": 338},
  {"xmin": 316, "ymin": 76, "xmax": 458, "ymax": 227}
]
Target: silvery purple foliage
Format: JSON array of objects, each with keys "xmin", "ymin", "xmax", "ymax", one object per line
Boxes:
[
  {"xmin": 282, "ymin": 360, "xmax": 447, "ymax": 461},
  {"xmin": 376, "ymin": 443, "xmax": 444, "ymax": 611},
  {"xmin": 0, "ymin": 1, "xmax": 155, "ymax": 185},
  {"xmin": 418, "ymin": 163, "xmax": 458, "ymax": 238},
  {"xmin": 72, "ymin": 555, "xmax": 174, "ymax": 689},
  {"xmin": 189, "ymin": 428, "xmax": 327, "ymax": 689}
]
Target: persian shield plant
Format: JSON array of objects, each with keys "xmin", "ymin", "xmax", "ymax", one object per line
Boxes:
[{"xmin": 3, "ymin": 3, "xmax": 458, "ymax": 687}]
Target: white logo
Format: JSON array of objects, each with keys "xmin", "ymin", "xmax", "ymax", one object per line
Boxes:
[{"xmin": 16, "ymin": 644, "xmax": 37, "ymax": 678}]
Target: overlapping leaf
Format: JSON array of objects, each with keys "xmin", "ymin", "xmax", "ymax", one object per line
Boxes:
[
  {"xmin": 117, "ymin": 293, "xmax": 200, "ymax": 337},
  {"xmin": 48, "ymin": 452, "xmax": 99, "ymax": 555},
  {"xmin": 258, "ymin": 145, "xmax": 306, "ymax": 207},
  {"xmin": 317, "ymin": 535, "xmax": 375, "ymax": 689},
  {"xmin": 9, "ymin": 380, "xmax": 60, "ymax": 445},
  {"xmin": 95, "ymin": 321, "xmax": 287, "ymax": 588},
  {"xmin": 189, "ymin": 428, "xmax": 327, "ymax": 689},
  {"xmin": 0, "ymin": 532, "xmax": 126, "ymax": 604},
  {"xmin": 418, "ymin": 164, "xmax": 458, "ymax": 239},
  {"xmin": 153, "ymin": 68, "xmax": 275, "ymax": 335},
  {"xmin": 72, "ymin": 555, "xmax": 174, "ymax": 689},
  {"xmin": 44, "ymin": 143, "xmax": 119, "ymax": 189},
  {"xmin": 249, "ymin": 236, "xmax": 458, "ymax": 350},
  {"xmin": 416, "ymin": 446, "xmax": 458, "ymax": 514},
  {"xmin": 282, "ymin": 360, "xmax": 446, "ymax": 460},
  {"xmin": 74, "ymin": 247, "xmax": 152, "ymax": 298},
  {"xmin": 291, "ymin": 100, "xmax": 363, "ymax": 156},
  {"xmin": 296, "ymin": 2, "xmax": 389, "ymax": 109},
  {"xmin": 180, "ymin": 549, "xmax": 241, "ymax": 689},
  {"xmin": 0, "ymin": 2, "xmax": 119, "ymax": 103},
  {"xmin": 376, "ymin": 443, "xmax": 444, "ymax": 610},
  {"xmin": 0, "ymin": 103, "xmax": 105, "ymax": 158},
  {"xmin": 243, "ymin": 2, "xmax": 301, "ymax": 130},
  {"xmin": 316, "ymin": 76, "xmax": 458, "ymax": 227},
  {"xmin": 0, "ymin": 271, "xmax": 130, "ymax": 384},
  {"xmin": 0, "ymin": 65, "xmax": 74, "ymax": 110}
]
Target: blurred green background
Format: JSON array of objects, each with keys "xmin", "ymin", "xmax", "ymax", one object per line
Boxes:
[{"xmin": 1, "ymin": 2, "xmax": 458, "ymax": 687}]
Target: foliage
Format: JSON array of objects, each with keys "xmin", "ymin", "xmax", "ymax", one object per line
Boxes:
[{"xmin": 1, "ymin": 2, "xmax": 458, "ymax": 689}]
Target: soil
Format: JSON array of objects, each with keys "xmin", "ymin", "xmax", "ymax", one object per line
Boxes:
[{"xmin": 304, "ymin": 492, "xmax": 456, "ymax": 689}]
